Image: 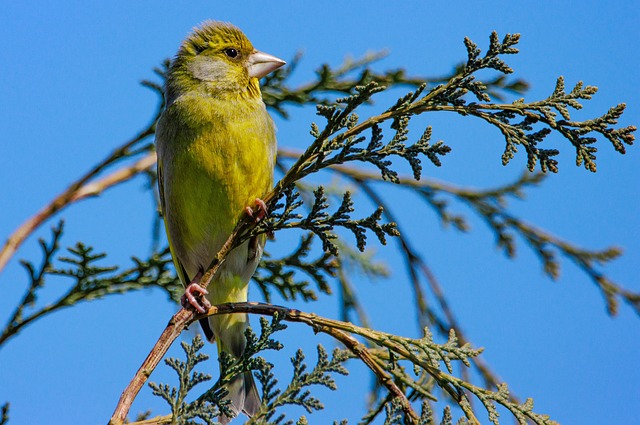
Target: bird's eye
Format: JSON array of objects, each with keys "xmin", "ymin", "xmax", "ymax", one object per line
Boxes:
[{"xmin": 224, "ymin": 48, "xmax": 238, "ymax": 58}]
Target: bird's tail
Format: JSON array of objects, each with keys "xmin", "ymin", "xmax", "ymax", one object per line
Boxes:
[{"xmin": 211, "ymin": 312, "xmax": 261, "ymax": 424}]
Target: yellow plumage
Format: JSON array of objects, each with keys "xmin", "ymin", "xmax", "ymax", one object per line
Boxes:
[{"xmin": 155, "ymin": 21, "xmax": 284, "ymax": 422}]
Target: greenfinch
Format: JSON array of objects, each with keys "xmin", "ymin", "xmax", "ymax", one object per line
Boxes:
[{"xmin": 155, "ymin": 21, "xmax": 284, "ymax": 422}]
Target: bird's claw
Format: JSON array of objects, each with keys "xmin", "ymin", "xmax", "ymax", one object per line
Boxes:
[
  {"xmin": 181, "ymin": 283, "xmax": 211, "ymax": 314},
  {"xmin": 245, "ymin": 198, "xmax": 269, "ymax": 223}
]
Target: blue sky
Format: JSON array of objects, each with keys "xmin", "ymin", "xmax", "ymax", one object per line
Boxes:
[{"xmin": 1, "ymin": 1, "xmax": 638, "ymax": 424}]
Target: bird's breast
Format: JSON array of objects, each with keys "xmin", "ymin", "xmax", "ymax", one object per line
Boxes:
[{"xmin": 158, "ymin": 96, "xmax": 276, "ymax": 278}]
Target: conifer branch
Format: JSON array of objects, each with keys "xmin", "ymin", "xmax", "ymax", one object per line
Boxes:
[
  {"xmin": 0, "ymin": 225, "xmax": 181, "ymax": 348},
  {"xmin": 277, "ymin": 151, "xmax": 638, "ymax": 317},
  {"xmin": 109, "ymin": 32, "xmax": 634, "ymax": 424},
  {"xmin": 261, "ymin": 51, "xmax": 529, "ymax": 118},
  {"xmin": 247, "ymin": 346, "xmax": 351, "ymax": 424},
  {"xmin": 148, "ymin": 336, "xmax": 217, "ymax": 424},
  {"xmin": 0, "ymin": 111, "xmax": 161, "ymax": 277},
  {"xmin": 183, "ymin": 302, "xmax": 557, "ymax": 425},
  {"xmin": 2, "ymin": 30, "xmax": 633, "ymax": 425},
  {"xmin": 0, "ymin": 403, "xmax": 8, "ymax": 425},
  {"xmin": 254, "ymin": 234, "xmax": 337, "ymax": 303}
]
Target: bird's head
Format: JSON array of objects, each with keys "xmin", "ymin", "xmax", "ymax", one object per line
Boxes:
[{"xmin": 166, "ymin": 21, "xmax": 285, "ymax": 102}]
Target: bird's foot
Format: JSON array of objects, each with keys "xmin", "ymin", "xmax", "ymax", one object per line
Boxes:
[
  {"xmin": 244, "ymin": 198, "xmax": 269, "ymax": 223},
  {"xmin": 181, "ymin": 282, "xmax": 211, "ymax": 314},
  {"xmin": 245, "ymin": 198, "xmax": 274, "ymax": 240}
]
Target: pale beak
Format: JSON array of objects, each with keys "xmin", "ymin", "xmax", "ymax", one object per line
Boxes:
[{"xmin": 247, "ymin": 50, "xmax": 286, "ymax": 79}]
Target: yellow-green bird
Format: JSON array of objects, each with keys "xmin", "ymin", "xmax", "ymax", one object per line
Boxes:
[{"xmin": 155, "ymin": 21, "xmax": 285, "ymax": 422}]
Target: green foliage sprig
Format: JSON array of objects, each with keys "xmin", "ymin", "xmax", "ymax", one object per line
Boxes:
[
  {"xmin": 377, "ymin": 32, "xmax": 635, "ymax": 173},
  {"xmin": 379, "ymin": 401, "xmax": 460, "ymax": 425},
  {"xmin": 248, "ymin": 346, "xmax": 350, "ymax": 424},
  {"xmin": 261, "ymin": 50, "xmax": 529, "ymax": 119},
  {"xmin": 149, "ymin": 336, "xmax": 218, "ymax": 425},
  {"xmin": 149, "ymin": 314, "xmax": 352, "ymax": 425},
  {"xmin": 0, "ymin": 222, "xmax": 181, "ymax": 347},
  {"xmin": 253, "ymin": 234, "xmax": 337, "ymax": 303},
  {"xmin": 0, "ymin": 403, "xmax": 8, "ymax": 425},
  {"xmin": 148, "ymin": 315, "xmax": 286, "ymax": 424},
  {"xmin": 248, "ymin": 186, "xmax": 399, "ymax": 257},
  {"xmin": 144, "ymin": 303, "xmax": 560, "ymax": 425}
]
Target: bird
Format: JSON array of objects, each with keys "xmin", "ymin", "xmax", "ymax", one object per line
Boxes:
[{"xmin": 155, "ymin": 21, "xmax": 285, "ymax": 422}]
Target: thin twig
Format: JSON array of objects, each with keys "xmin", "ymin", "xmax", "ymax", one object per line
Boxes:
[
  {"xmin": 127, "ymin": 415, "xmax": 172, "ymax": 425},
  {"xmin": 0, "ymin": 124, "xmax": 157, "ymax": 275},
  {"xmin": 109, "ymin": 206, "xmax": 253, "ymax": 424},
  {"xmin": 315, "ymin": 324, "xmax": 420, "ymax": 424},
  {"xmin": 109, "ymin": 308, "xmax": 194, "ymax": 425},
  {"xmin": 109, "ymin": 300, "xmax": 493, "ymax": 425},
  {"xmin": 71, "ymin": 152, "xmax": 156, "ymax": 201}
]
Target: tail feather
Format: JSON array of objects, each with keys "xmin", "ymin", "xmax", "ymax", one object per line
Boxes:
[
  {"xmin": 241, "ymin": 371, "xmax": 261, "ymax": 416},
  {"xmin": 211, "ymin": 312, "xmax": 261, "ymax": 423},
  {"xmin": 218, "ymin": 370, "xmax": 261, "ymax": 424}
]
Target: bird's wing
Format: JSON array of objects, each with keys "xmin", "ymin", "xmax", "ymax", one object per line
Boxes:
[
  {"xmin": 158, "ymin": 154, "xmax": 215, "ymax": 340},
  {"xmin": 157, "ymin": 154, "xmax": 190, "ymax": 286}
]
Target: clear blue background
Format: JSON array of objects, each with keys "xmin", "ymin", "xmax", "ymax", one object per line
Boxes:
[{"xmin": 1, "ymin": 2, "xmax": 638, "ymax": 424}]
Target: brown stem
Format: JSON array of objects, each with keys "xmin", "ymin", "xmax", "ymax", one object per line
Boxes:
[
  {"xmin": 126, "ymin": 415, "xmax": 172, "ymax": 425},
  {"xmin": 109, "ymin": 308, "xmax": 195, "ymax": 425},
  {"xmin": 109, "ymin": 301, "xmax": 424, "ymax": 425},
  {"xmin": 207, "ymin": 303, "xmax": 420, "ymax": 423},
  {"xmin": 0, "ymin": 127, "xmax": 156, "ymax": 275},
  {"xmin": 109, "ymin": 212, "xmax": 252, "ymax": 425},
  {"xmin": 328, "ymin": 329, "xmax": 419, "ymax": 424},
  {"xmin": 71, "ymin": 152, "xmax": 157, "ymax": 201}
]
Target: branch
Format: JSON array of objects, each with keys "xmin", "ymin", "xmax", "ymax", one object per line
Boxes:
[
  {"xmin": 0, "ymin": 234, "xmax": 179, "ymax": 348},
  {"xmin": 0, "ymin": 134, "xmax": 158, "ymax": 277},
  {"xmin": 278, "ymin": 147, "xmax": 638, "ymax": 316},
  {"xmin": 112, "ymin": 300, "xmax": 559, "ymax": 425},
  {"xmin": 109, "ymin": 208, "xmax": 254, "ymax": 424},
  {"xmin": 261, "ymin": 50, "xmax": 529, "ymax": 118},
  {"xmin": 109, "ymin": 308, "xmax": 194, "ymax": 425},
  {"xmin": 111, "ymin": 302, "xmax": 472, "ymax": 425}
]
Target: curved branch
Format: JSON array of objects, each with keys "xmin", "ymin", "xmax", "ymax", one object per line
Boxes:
[
  {"xmin": 109, "ymin": 300, "xmax": 492, "ymax": 425},
  {"xmin": 127, "ymin": 415, "xmax": 172, "ymax": 425},
  {"xmin": 0, "ymin": 127, "xmax": 158, "ymax": 276},
  {"xmin": 109, "ymin": 308, "xmax": 194, "ymax": 425}
]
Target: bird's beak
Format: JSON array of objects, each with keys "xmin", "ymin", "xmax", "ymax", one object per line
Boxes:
[{"xmin": 247, "ymin": 50, "xmax": 286, "ymax": 79}]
